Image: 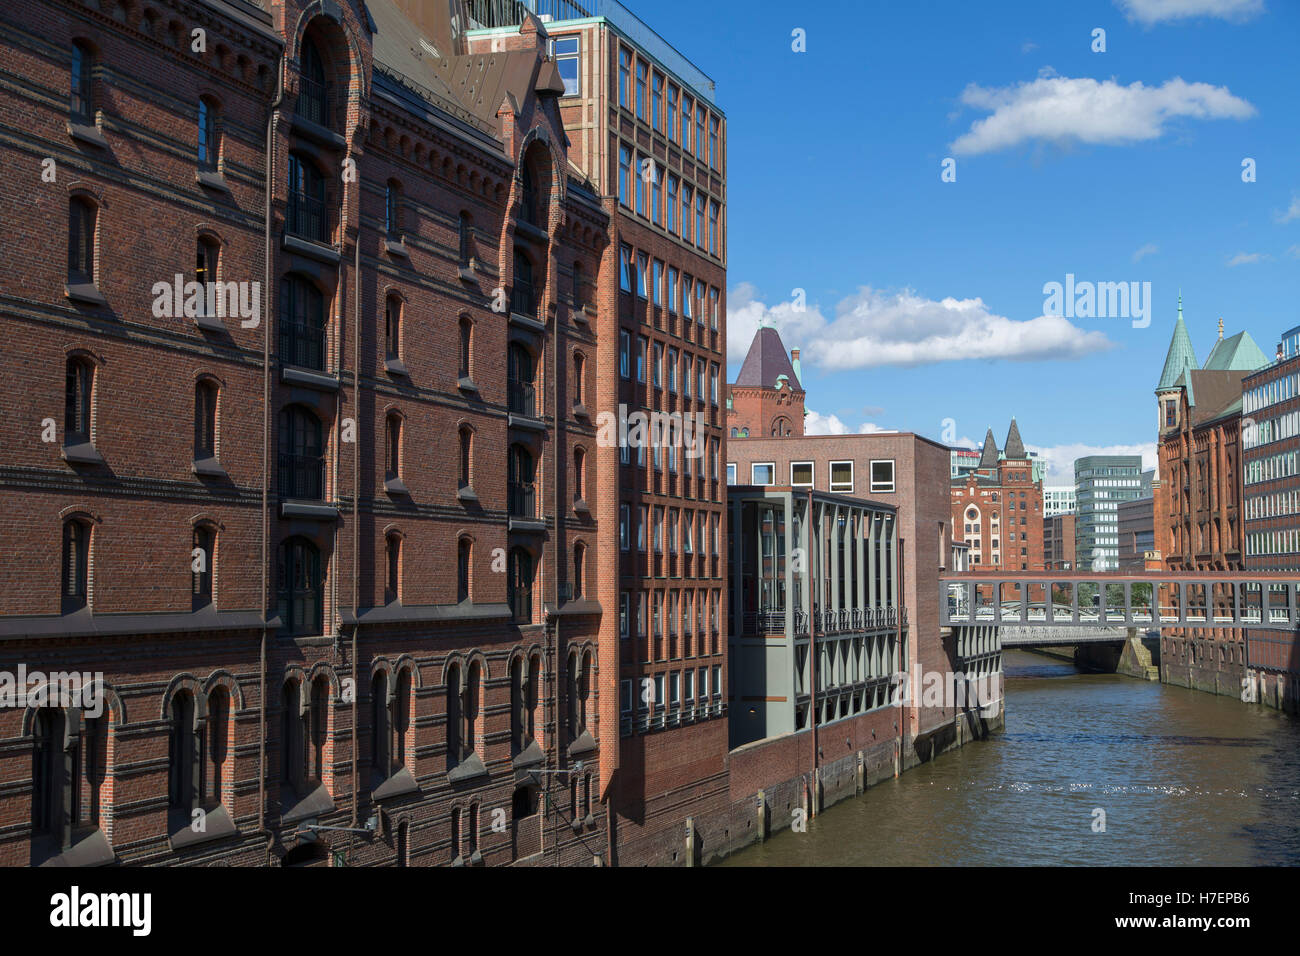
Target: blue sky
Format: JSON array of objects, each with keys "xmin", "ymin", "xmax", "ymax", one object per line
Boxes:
[{"xmin": 639, "ymin": 0, "xmax": 1300, "ymax": 482}]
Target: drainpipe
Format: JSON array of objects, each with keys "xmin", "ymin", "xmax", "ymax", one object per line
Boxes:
[
  {"xmin": 350, "ymin": 161, "xmax": 362, "ymax": 828},
  {"xmin": 259, "ymin": 45, "xmax": 286, "ymax": 841},
  {"xmin": 549, "ymin": 212, "xmax": 563, "ymax": 866},
  {"xmin": 808, "ymin": 489, "xmax": 817, "ymax": 815}
]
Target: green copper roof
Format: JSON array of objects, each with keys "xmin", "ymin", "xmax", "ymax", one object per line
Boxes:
[
  {"xmin": 1202, "ymin": 330, "xmax": 1269, "ymax": 372},
  {"xmin": 1156, "ymin": 298, "xmax": 1199, "ymax": 391}
]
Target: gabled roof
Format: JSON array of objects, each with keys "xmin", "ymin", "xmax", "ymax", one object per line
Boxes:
[
  {"xmin": 977, "ymin": 428, "xmax": 999, "ymax": 469},
  {"xmin": 735, "ymin": 326, "xmax": 801, "ymax": 390},
  {"xmin": 1203, "ymin": 330, "xmax": 1269, "ymax": 372},
  {"xmin": 1157, "ymin": 300, "xmax": 1199, "ymax": 392},
  {"xmin": 1004, "ymin": 418, "xmax": 1026, "ymax": 459}
]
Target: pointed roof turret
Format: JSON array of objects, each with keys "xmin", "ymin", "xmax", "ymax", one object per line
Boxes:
[
  {"xmin": 1157, "ymin": 293, "xmax": 1199, "ymax": 391},
  {"xmin": 735, "ymin": 326, "xmax": 802, "ymax": 390},
  {"xmin": 977, "ymin": 428, "xmax": 999, "ymax": 469},
  {"xmin": 1004, "ymin": 418, "xmax": 1026, "ymax": 459},
  {"xmin": 1203, "ymin": 329, "xmax": 1269, "ymax": 372}
]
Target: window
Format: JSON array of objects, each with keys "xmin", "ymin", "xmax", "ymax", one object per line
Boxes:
[
  {"xmin": 192, "ymin": 525, "xmax": 215, "ymax": 608},
  {"xmin": 635, "ymin": 153, "xmax": 647, "ymax": 215},
  {"xmin": 618, "ymin": 145, "xmax": 631, "ymax": 208},
  {"xmin": 830, "ymin": 461, "xmax": 853, "ymax": 492},
  {"xmin": 710, "ymin": 363, "xmax": 719, "ymax": 405},
  {"xmin": 752, "ymin": 463, "xmax": 775, "ymax": 485},
  {"xmin": 870, "ymin": 460, "xmax": 896, "ymax": 493},
  {"xmin": 638, "ymin": 504, "xmax": 648, "ymax": 551},
  {"xmin": 385, "ymin": 532, "xmax": 400, "ymax": 604},
  {"xmin": 710, "ymin": 115, "xmax": 719, "ymax": 168},
  {"xmin": 459, "ymin": 318, "xmax": 473, "ymax": 380},
  {"xmin": 195, "ymin": 238, "xmax": 219, "ymax": 317},
  {"xmin": 385, "ymin": 180, "xmax": 401, "ymax": 238},
  {"xmin": 619, "ymin": 243, "xmax": 633, "ymax": 292},
  {"xmin": 68, "ymin": 196, "xmax": 96, "ymax": 285},
  {"xmin": 696, "ymin": 106, "xmax": 706, "ymax": 160},
  {"xmin": 653, "ymin": 260, "xmax": 664, "ymax": 306},
  {"xmin": 573, "ymin": 447, "xmax": 586, "ymax": 501},
  {"xmin": 277, "ymin": 537, "xmax": 322, "ymax": 635},
  {"xmin": 508, "ymin": 343, "xmax": 535, "ymax": 418},
  {"xmin": 696, "ymin": 194, "xmax": 706, "ymax": 249},
  {"xmin": 620, "ymin": 504, "xmax": 630, "ymax": 550},
  {"xmin": 683, "ymin": 354, "xmax": 693, "ymax": 398},
  {"xmin": 457, "ymin": 537, "xmax": 471, "ymax": 602},
  {"xmin": 618, "ymin": 48, "xmax": 631, "ymax": 108},
  {"xmin": 668, "ymin": 84, "xmax": 679, "ymax": 141},
  {"xmin": 710, "ymin": 287, "xmax": 720, "ymax": 329},
  {"xmin": 508, "ymin": 548, "xmax": 533, "ymax": 624},
  {"xmin": 287, "ymin": 153, "xmax": 327, "ymax": 243},
  {"xmin": 551, "ymin": 35, "xmax": 579, "ymax": 96},
  {"xmin": 65, "ymin": 356, "xmax": 94, "ymax": 445},
  {"xmin": 637, "ymin": 252, "xmax": 649, "ymax": 298},
  {"xmin": 278, "ymin": 405, "xmax": 324, "ymax": 499},
  {"xmin": 508, "ymin": 444, "xmax": 536, "ymax": 518},
  {"xmin": 681, "ymin": 185, "xmax": 692, "ymax": 244},
  {"xmin": 653, "ymin": 343, "xmax": 664, "ymax": 388},
  {"xmin": 726, "ymin": 463, "xmax": 737, "ymax": 485},
  {"xmin": 198, "ymin": 97, "xmax": 218, "ymax": 169},
  {"xmin": 385, "ymin": 296, "xmax": 401, "ymax": 361},
  {"xmin": 620, "ymin": 593, "xmax": 629, "ymax": 638},
  {"xmin": 279, "ymin": 275, "xmax": 326, "ymax": 370},
  {"xmin": 62, "ymin": 518, "xmax": 90, "ymax": 612},
  {"xmin": 709, "ymin": 201, "xmax": 719, "ymax": 256},
  {"xmin": 635, "ymin": 60, "xmax": 647, "ymax": 119},
  {"xmin": 297, "ymin": 37, "xmax": 332, "ymax": 128},
  {"xmin": 636, "ymin": 335, "xmax": 647, "ymax": 382},
  {"xmin": 651, "ymin": 165, "xmax": 662, "ymax": 225},
  {"xmin": 619, "ymin": 330, "xmax": 631, "ymax": 379},
  {"xmin": 791, "ymin": 462, "xmax": 813, "ymax": 486},
  {"xmin": 652, "ymin": 72, "xmax": 663, "ymax": 129},
  {"xmin": 683, "ymin": 275, "xmax": 694, "ymax": 319},
  {"xmin": 572, "ymin": 544, "xmax": 585, "ymax": 599},
  {"xmin": 512, "ymin": 247, "xmax": 535, "ymax": 318},
  {"xmin": 681, "ymin": 94, "xmax": 692, "ymax": 151},
  {"xmin": 458, "ymin": 212, "xmax": 473, "ymax": 266},
  {"xmin": 667, "ymin": 347, "xmax": 678, "ymax": 391},
  {"xmin": 70, "ymin": 42, "xmax": 93, "ymax": 119},
  {"xmin": 667, "ymin": 176, "xmax": 678, "ymax": 234}
]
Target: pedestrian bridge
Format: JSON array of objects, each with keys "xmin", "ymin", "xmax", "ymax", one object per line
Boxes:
[{"xmin": 939, "ymin": 572, "xmax": 1300, "ymax": 632}]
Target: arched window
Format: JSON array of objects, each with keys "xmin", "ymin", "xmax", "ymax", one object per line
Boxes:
[
  {"xmin": 68, "ymin": 196, "xmax": 96, "ymax": 285},
  {"xmin": 277, "ymin": 537, "xmax": 322, "ymax": 635},
  {"xmin": 527, "ymin": 653, "xmax": 541, "ymax": 743},
  {"xmin": 281, "ymin": 679, "xmax": 303, "ymax": 790},
  {"xmin": 31, "ymin": 709, "xmax": 64, "ymax": 841},
  {"xmin": 296, "ymin": 36, "xmax": 331, "ymax": 128},
  {"xmin": 520, "ymin": 161, "xmax": 538, "ymax": 226},
  {"xmin": 70, "ymin": 42, "xmax": 93, "ymax": 119},
  {"xmin": 508, "ymin": 548, "xmax": 533, "ymax": 624},
  {"xmin": 512, "ymin": 247, "xmax": 535, "ymax": 317},
  {"xmin": 457, "ymin": 537, "xmax": 471, "ymax": 603},
  {"xmin": 278, "ymin": 405, "xmax": 324, "ymax": 500},
  {"xmin": 450, "ymin": 807, "xmax": 462, "ymax": 862},
  {"xmin": 464, "ymin": 662, "xmax": 480, "ymax": 756},
  {"xmin": 771, "ymin": 416, "xmax": 791, "ymax": 437},
  {"xmin": 573, "ymin": 543, "xmax": 585, "ymax": 599},
  {"xmin": 573, "ymin": 448, "xmax": 585, "ymax": 501},
  {"xmin": 197, "ymin": 96, "xmax": 218, "ymax": 169},
  {"xmin": 168, "ymin": 690, "xmax": 196, "ymax": 813},
  {"xmin": 195, "ymin": 379, "xmax": 218, "ymax": 460},
  {"xmin": 508, "ymin": 343, "xmax": 535, "ymax": 416},
  {"xmin": 371, "ymin": 671, "xmax": 389, "ymax": 777},
  {"xmin": 205, "ymin": 686, "xmax": 230, "ymax": 811},
  {"xmin": 580, "ymin": 651, "xmax": 593, "ymax": 732},
  {"xmin": 385, "ymin": 413, "xmax": 402, "ymax": 480},
  {"xmin": 510, "ymin": 656, "xmax": 526, "ymax": 754},
  {"xmin": 195, "ymin": 237, "xmax": 219, "ymax": 318},
  {"xmin": 279, "ymin": 274, "xmax": 326, "ymax": 370},
  {"xmin": 458, "ymin": 427, "xmax": 472, "ymax": 490},
  {"xmin": 459, "ymin": 318, "xmax": 473, "ymax": 380},
  {"xmin": 308, "ymin": 676, "xmax": 329, "ymax": 787},
  {"xmin": 65, "ymin": 356, "xmax": 94, "ymax": 445},
  {"xmin": 573, "ymin": 351, "xmax": 585, "ymax": 405},
  {"xmin": 287, "ymin": 152, "xmax": 327, "ymax": 243},
  {"xmin": 446, "ymin": 663, "xmax": 463, "ymax": 768},
  {"xmin": 62, "ymin": 518, "xmax": 90, "ymax": 612},
  {"xmin": 508, "ymin": 445, "xmax": 535, "ymax": 518},
  {"xmin": 385, "ymin": 295, "xmax": 401, "ymax": 361},
  {"xmin": 394, "ymin": 668, "xmax": 412, "ymax": 771},
  {"xmin": 385, "ymin": 532, "xmax": 400, "ymax": 604},
  {"xmin": 192, "ymin": 524, "xmax": 215, "ymax": 609}
]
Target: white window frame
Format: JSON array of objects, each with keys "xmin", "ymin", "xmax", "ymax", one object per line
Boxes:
[
  {"xmin": 790, "ymin": 461, "xmax": 814, "ymax": 487},
  {"xmin": 829, "ymin": 460, "xmax": 854, "ymax": 492},
  {"xmin": 869, "ymin": 459, "xmax": 895, "ymax": 493},
  {"xmin": 751, "ymin": 462, "xmax": 775, "ymax": 486}
]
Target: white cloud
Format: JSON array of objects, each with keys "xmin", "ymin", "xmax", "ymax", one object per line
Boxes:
[
  {"xmin": 728, "ymin": 283, "xmax": 1113, "ymax": 373},
  {"xmin": 1021, "ymin": 41, "xmax": 1038, "ymax": 54},
  {"xmin": 1132, "ymin": 243, "xmax": 1159, "ymax": 262},
  {"xmin": 804, "ymin": 409, "xmax": 852, "ymax": 435},
  {"xmin": 1026, "ymin": 441, "xmax": 1159, "ymax": 485},
  {"xmin": 1116, "ymin": 0, "xmax": 1265, "ymax": 25},
  {"xmin": 1227, "ymin": 251, "xmax": 1270, "ymax": 266},
  {"xmin": 950, "ymin": 75, "xmax": 1255, "ymax": 156},
  {"xmin": 1277, "ymin": 195, "xmax": 1300, "ymax": 224}
]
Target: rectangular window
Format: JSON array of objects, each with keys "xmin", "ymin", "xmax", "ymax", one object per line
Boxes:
[
  {"xmin": 654, "ymin": 507, "xmax": 664, "ymax": 552},
  {"xmin": 620, "ymin": 504, "xmax": 630, "ymax": 550},
  {"xmin": 619, "ymin": 243, "xmax": 633, "ymax": 292},
  {"xmin": 667, "ymin": 346, "xmax": 678, "ymax": 391},
  {"xmin": 681, "ymin": 186, "xmax": 692, "ymax": 244},
  {"xmin": 621, "ymin": 679, "xmax": 632, "ymax": 716},
  {"xmin": 653, "ymin": 260, "xmax": 664, "ymax": 306},
  {"xmin": 870, "ymin": 460, "xmax": 896, "ymax": 493},
  {"xmin": 551, "ymin": 36, "xmax": 580, "ymax": 96},
  {"xmin": 637, "ymin": 336, "xmax": 647, "ymax": 382},
  {"xmin": 830, "ymin": 460, "xmax": 854, "ymax": 492},
  {"xmin": 636, "ymin": 60, "xmax": 647, "ymax": 119},
  {"xmin": 683, "ymin": 275, "xmax": 693, "ymax": 319},
  {"xmin": 653, "ymin": 343, "xmax": 664, "ymax": 388},
  {"xmin": 637, "ymin": 252, "xmax": 649, "ymax": 298},
  {"xmin": 681, "ymin": 94, "xmax": 692, "ymax": 151},
  {"xmin": 710, "ymin": 363, "xmax": 719, "ymax": 405},
  {"xmin": 636, "ymin": 154, "xmax": 647, "ymax": 215},
  {"xmin": 668, "ymin": 84, "xmax": 679, "ymax": 141},
  {"xmin": 695, "ymin": 194, "xmax": 706, "ymax": 249},
  {"xmin": 652, "ymin": 72, "xmax": 663, "ymax": 130},
  {"xmin": 668, "ymin": 267, "xmax": 679, "ymax": 311},
  {"xmin": 684, "ymin": 355, "xmax": 693, "ymax": 398},
  {"xmin": 651, "ymin": 165, "xmax": 662, "ymax": 225},
  {"xmin": 618, "ymin": 145, "xmax": 631, "ymax": 208},
  {"xmin": 666, "ymin": 176, "xmax": 678, "ymax": 233},
  {"xmin": 727, "ymin": 463, "xmax": 737, "ymax": 485},
  {"xmin": 791, "ymin": 461, "xmax": 813, "ymax": 486},
  {"xmin": 638, "ymin": 505, "xmax": 648, "ymax": 551},
  {"xmin": 619, "ymin": 329, "xmax": 630, "ymax": 378},
  {"xmin": 619, "ymin": 48, "xmax": 631, "ymax": 108},
  {"xmin": 752, "ymin": 463, "xmax": 775, "ymax": 485},
  {"xmin": 619, "ymin": 592, "xmax": 629, "ymax": 637},
  {"xmin": 710, "ymin": 115, "xmax": 719, "ymax": 168},
  {"xmin": 684, "ymin": 511, "xmax": 694, "ymax": 553},
  {"xmin": 696, "ymin": 106, "xmax": 706, "ymax": 159},
  {"xmin": 710, "ymin": 287, "xmax": 720, "ymax": 329},
  {"xmin": 709, "ymin": 201, "xmax": 719, "ymax": 255}
]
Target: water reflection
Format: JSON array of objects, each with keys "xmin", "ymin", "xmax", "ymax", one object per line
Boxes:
[{"xmin": 720, "ymin": 650, "xmax": 1300, "ymax": 867}]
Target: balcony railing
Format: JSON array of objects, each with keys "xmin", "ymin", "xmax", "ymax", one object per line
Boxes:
[
  {"xmin": 278, "ymin": 453, "xmax": 325, "ymax": 500},
  {"xmin": 287, "ymin": 190, "xmax": 329, "ymax": 244},
  {"xmin": 296, "ymin": 75, "xmax": 333, "ymax": 129},
  {"xmin": 278, "ymin": 319, "xmax": 326, "ymax": 372},
  {"xmin": 508, "ymin": 480, "xmax": 535, "ymax": 519},
  {"xmin": 508, "ymin": 379, "xmax": 536, "ymax": 417},
  {"xmin": 512, "ymin": 282, "xmax": 535, "ymax": 319}
]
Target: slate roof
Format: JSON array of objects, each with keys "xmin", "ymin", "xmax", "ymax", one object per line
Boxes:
[
  {"xmin": 735, "ymin": 326, "xmax": 801, "ymax": 390},
  {"xmin": 1004, "ymin": 418, "xmax": 1026, "ymax": 459},
  {"xmin": 977, "ymin": 428, "xmax": 999, "ymax": 469}
]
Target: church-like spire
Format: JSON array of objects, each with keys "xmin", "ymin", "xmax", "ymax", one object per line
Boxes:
[
  {"xmin": 1157, "ymin": 295, "xmax": 1199, "ymax": 391},
  {"xmin": 977, "ymin": 428, "xmax": 999, "ymax": 470},
  {"xmin": 1004, "ymin": 418, "xmax": 1026, "ymax": 459}
]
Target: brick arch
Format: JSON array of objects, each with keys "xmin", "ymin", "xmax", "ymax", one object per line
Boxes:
[
  {"xmin": 286, "ymin": 2, "xmax": 369, "ymax": 102},
  {"xmin": 392, "ymin": 654, "xmax": 422, "ymax": 687},
  {"xmin": 369, "ymin": 657, "xmax": 394, "ymax": 683},
  {"xmin": 160, "ymin": 674, "xmax": 208, "ymax": 721},
  {"xmin": 201, "ymin": 670, "xmax": 245, "ymax": 711},
  {"xmin": 305, "ymin": 661, "xmax": 342, "ymax": 701}
]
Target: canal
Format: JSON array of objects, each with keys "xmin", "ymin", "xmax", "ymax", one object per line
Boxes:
[{"xmin": 720, "ymin": 650, "xmax": 1300, "ymax": 866}]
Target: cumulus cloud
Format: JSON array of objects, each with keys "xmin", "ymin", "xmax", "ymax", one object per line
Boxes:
[
  {"xmin": 950, "ymin": 75, "xmax": 1255, "ymax": 156},
  {"xmin": 1277, "ymin": 195, "xmax": 1300, "ymax": 224},
  {"xmin": 1025, "ymin": 441, "xmax": 1159, "ymax": 485},
  {"xmin": 1227, "ymin": 251, "xmax": 1270, "ymax": 266},
  {"xmin": 804, "ymin": 409, "xmax": 852, "ymax": 435},
  {"xmin": 1116, "ymin": 0, "xmax": 1265, "ymax": 25},
  {"xmin": 1132, "ymin": 243, "xmax": 1159, "ymax": 262}
]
